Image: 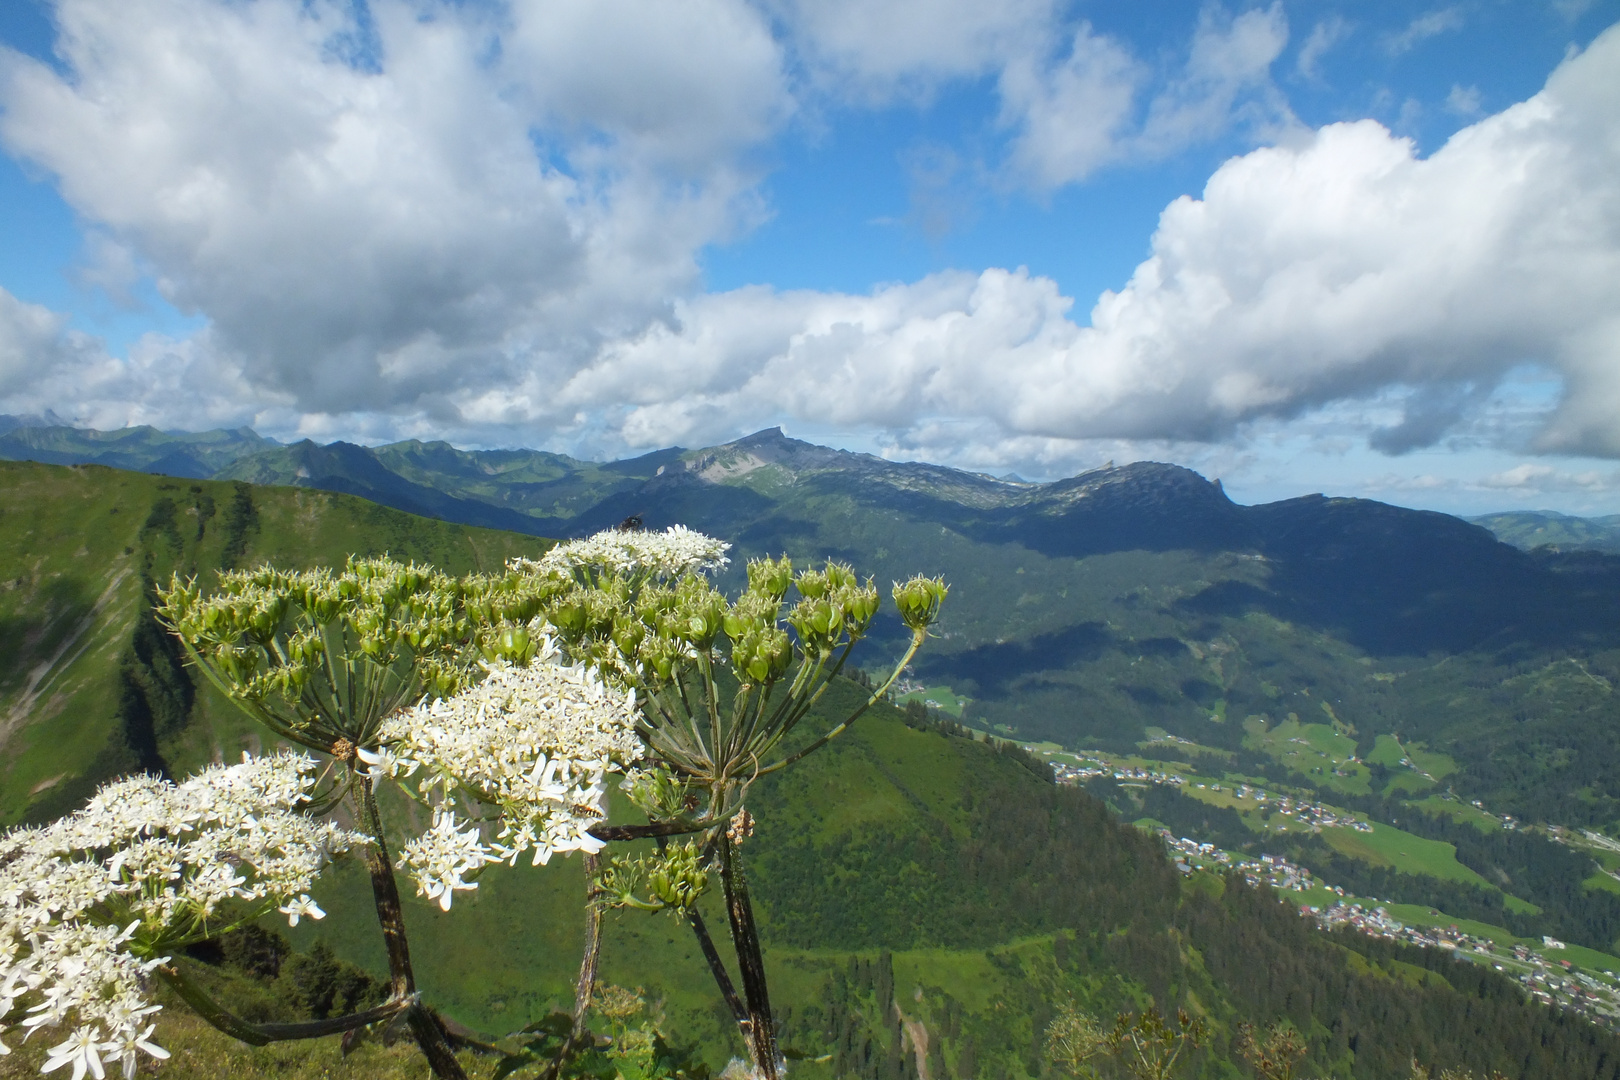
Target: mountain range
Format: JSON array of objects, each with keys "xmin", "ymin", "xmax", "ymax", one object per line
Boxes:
[
  {"xmin": 6, "ymin": 416, "xmax": 1620, "ymax": 550},
  {"xmin": 3, "ymin": 420, "xmax": 1620, "ymax": 830}
]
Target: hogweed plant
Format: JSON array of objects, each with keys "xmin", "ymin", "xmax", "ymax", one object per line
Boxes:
[
  {"xmin": 5, "ymin": 530, "xmax": 944, "ymax": 1080},
  {"xmin": 1236, "ymin": 1020, "xmax": 1307, "ymax": 1080},
  {"xmin": 496, "ymin": 526, "xmax": 948, "ymax": 1080},
  {"xmin": 370, "ymin": 650, "xmax": 644, "ymax": 908},
  {"xmin": 152, "ymin": 557, "xmax": 503, "ymax": 1078},
  {"xmin": 152, "ymin": 555, "xmax": 654, "ymax": 1079},
  {"xmin": 1046, "ymin": 1005, "xmax": 1207, "ymax": 1080}
]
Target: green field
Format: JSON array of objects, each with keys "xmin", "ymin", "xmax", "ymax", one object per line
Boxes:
[
  {"xmin": 1320, "ymin": 822, "xmax": 1538, "ymax": 913},
  {"xmin": 1402, "ymin": 795, "xmax": 1504, "ymax": 832},
  {"xmin": 1245, "ymin": 716, "xmax": 1375, "ymax": 795},
  {"xmin": 1140, "ymin": 728, "xmax": 1233, "ymax": 761},
  {"xmin": 894, "ymin": 683, "xmax": 969, "ymax": 717}
]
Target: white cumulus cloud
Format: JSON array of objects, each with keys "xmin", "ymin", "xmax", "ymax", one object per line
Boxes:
[
  {"xmin": 1000, "ymin": 4, "xmax": 1295, "ymax": 189},
  {"xmin": 773, "ymin": 0, "xmax": 1058, "ymax": 103},
  {"xmin": 0, "ymin": 0, "xmax": 784, "ymax": 421},
  {"xmin": 550, "ymin": 24, "xmax": 1620, "ymax": 457},
  {"xmin": 0, "ymin": 0, "xmax": 1617, "ymax": 476}
]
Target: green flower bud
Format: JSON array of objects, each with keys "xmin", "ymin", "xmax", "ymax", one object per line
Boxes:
[
  {"xmin": 497, "ymin": 625, "xmax": 531, "ymax": 662},
  {"xmin": 747, "ymin": 555, "xmax": 794, "ymax": 599},
  {"xmin": 892, "ymin": 575, "xmax": 949, "ymax": 631},
  {"xmin": 613, "ymin": 616, "xmax": 646, "ymax": 658},
  {"xmin": 795, "ymin": 568, "xmax": 828, "ymax": 599},
  {"xmin": 762, "ymin": 627, "xmax": 792, "ymax": 680}
]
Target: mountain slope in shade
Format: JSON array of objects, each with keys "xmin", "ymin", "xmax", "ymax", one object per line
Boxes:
[{"xmin": 0, "ymin": 460, "xmax": 549, "ymax": 826}]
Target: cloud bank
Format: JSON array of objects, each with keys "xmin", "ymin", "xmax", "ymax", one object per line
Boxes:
[
  {"xmin": 0, "ymin": 2, "xmax": 1617, "ymax": 477},
  {"xmin": 559, "ymin": 25, "xmax": 1620, "ymax": 457}
]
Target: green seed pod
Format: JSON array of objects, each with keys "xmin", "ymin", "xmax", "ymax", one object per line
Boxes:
[
  {"xmin": 761, "ymin": 627, "xmax": 792, "ymax": 680},
  {"xmin": 747, "ymin": 554, "xmax": 794, "ymax": 599},
  {"xmin": 892, "ymin": 575, "xmax": 949, "ymax": 631},
  {"xmin": 795, "ymin": 568, "xmax": 828, "ymax": 599},
  {"xmin": 497, "ymin": 625, "xmax": 531, "ymax": 662},
  {"xmin": 613, "ymin": 616, "xmax": 646, "ymax": 657}
]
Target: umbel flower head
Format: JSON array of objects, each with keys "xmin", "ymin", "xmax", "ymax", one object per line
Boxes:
[
  {"xmin": 496, "ymin": 524, "xmax": 946, "ymax": 824},
  {"xmin": 374, "ymin": 647, "xmax": 643, "ymax": 910},
  {"xmin": 511, "ymin": 525, "xmax": 730, "ymax": 585},
  {"xmin": 0, "ymin": 752, "xmax": 358, "ymax": 1078},
  {"xmin": 155, "ymin": 557, "xmax": 476, "ymax": 756}
]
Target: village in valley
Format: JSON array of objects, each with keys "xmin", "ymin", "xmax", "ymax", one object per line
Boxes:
[{"xmin": 1027, "ymin": 746, "xmax": 1620, "ymax": 1029}]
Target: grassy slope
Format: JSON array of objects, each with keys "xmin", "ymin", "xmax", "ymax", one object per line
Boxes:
[
  {"xmin": 1473, "ymin": 512, "xmax": 1620, "ymax": 554},
  {"xmin": 0, "ymin": 460, "xmax": 550, "ymax": 824},
  {"xmin": 682, "ymin": 466, "xmax": 1620, "ymax": 839},
  {"xmin": 280, "ymin": 696, "xmax": 998, "ymax": 1045}
]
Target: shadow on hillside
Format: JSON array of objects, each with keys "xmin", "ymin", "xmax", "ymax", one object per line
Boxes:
[
  {"xmin": 0, "ymin": 577, "xmax": 96, "ymax": 693},
  {"xmin": 1176, "ymin": 554, "xmax": 1620, "ymax": 658},
  {"xmin": 569, "ymin": 473, "xmax": 780, "ymax": 541},
  {"xmin": 914, "ymin": 621, "xmax": 1115, "ymax": 699}
]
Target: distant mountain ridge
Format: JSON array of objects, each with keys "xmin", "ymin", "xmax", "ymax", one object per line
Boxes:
[
  {"xmin": 0, "ymin": 419, "xmax": 277, "ymax": 479},
  {"xmin": 4, "ymin": 420, "xmax": 1620, "ymax": 827},
  {"xmin": 3, "ymin": 418, "xmax": 1614, "ymax": 551},
  {"xmin": 1469, "ymin": 509, "xmax": 1620, "ymax": 554}
]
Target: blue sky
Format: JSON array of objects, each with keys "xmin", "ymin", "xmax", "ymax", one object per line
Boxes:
[{"xmin": 1, "ymin": 0, "xmax": 1618, "ymax": 515}]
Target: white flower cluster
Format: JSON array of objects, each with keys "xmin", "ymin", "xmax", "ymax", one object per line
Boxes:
[
  {"xmin": 513, "ymin": 525, "xmax": 730, "ymax": 581},
  {"xmin": 0, "ymin": 752, "xmax": 358, "ymax": 1079},
  {"xmin": 372, "ymin": 653, "xmax": 644, "ymax": 911}
]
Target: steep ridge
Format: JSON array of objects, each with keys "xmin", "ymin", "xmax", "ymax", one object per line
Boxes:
[
  {"xmin": 0, "ymin": 460, "xmax": 549, "ymax": 825},
  {"xmin": 220, "ymin": 439, "xmax": 558, "ymax": 535}
]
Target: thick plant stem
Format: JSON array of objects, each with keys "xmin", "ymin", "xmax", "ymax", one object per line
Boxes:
[
  {"xmin": 687, "ymin": 906, "xmax": 748, "ymax": 1025},
  {"xmin": 360, "ymin": 778, "xmax": 469, "ymax": 1080},
  {"xmin": 570, "ymin": 854, "xmax": 604, "ymax": 1040},
  {"xmin": 662, "ymin": 835, "xmax": 746, "ymax": 1026},
  {"xmin": 155, "ymin": 964, "xmax": 411, "ymax": 1046},
  {"xmin": 719, "ymin": 835, "xmax": 778, "ymax": 1080},
  {"xmin": 360, "ymin": 778, "xmax": 416, "ymax": 999},
  {"xmin": 542, "ymin": 854, "xmax": 605, "ymax": 1080}
]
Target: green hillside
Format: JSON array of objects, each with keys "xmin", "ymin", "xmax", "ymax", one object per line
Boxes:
[
  {"xmin": 0, "ymin": 460, "xmax": 550, "ymax": 824},
  {"xmin": 9, "ymin": 433, "xmax": 1620, "ymax": 962},
  {"xmin": 173, "ymin": 429, "xmax": 1620, "ymax": 829},
  {"xmin": 5, "ymin": 461, "xmax": 1620, "ymax": 1078},
  {"xmin": 1472, "ymin": 511, "xmax": 1620, "ymax": 554},
  {"xmin": 14, "ymin": 704, "xmax": 1618, "ymax": 1080}
]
